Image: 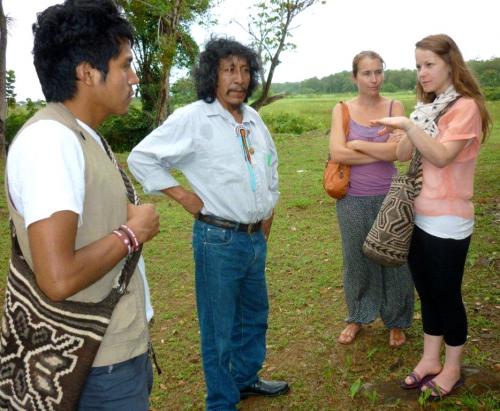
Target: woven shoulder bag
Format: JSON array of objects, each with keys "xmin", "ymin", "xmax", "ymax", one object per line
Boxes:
[
  {"xmin": 0, "ymin": 135, "xmax": 142, "ymax": 410},
  {"xmin": 362, "ymin": 151, "xmax": 422, "ymax": 267}
]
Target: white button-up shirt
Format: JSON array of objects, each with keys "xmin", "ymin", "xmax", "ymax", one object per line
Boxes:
[{"xmin": 128, "ymin": 99, "xmax": 279, "ymax": 223}]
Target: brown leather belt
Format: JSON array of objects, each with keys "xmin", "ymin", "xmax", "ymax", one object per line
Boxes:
[{"xmin": 197, "ymin": 214, "xmax": 262, "ymax": 233}]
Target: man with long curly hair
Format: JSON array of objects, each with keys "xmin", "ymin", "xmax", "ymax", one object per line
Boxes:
[{"xmin": 129, "ymin": 37, "xmax": 288, "ymax": 411}]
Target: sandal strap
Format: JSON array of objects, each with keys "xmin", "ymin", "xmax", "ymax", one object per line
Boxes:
[
  {"xmin": 407, "ymin": 371, "xmax": 422, "ymax": 384},
  {"xmin": 424, "ymin": 380, "xmax": 449, "ymax": 397}
]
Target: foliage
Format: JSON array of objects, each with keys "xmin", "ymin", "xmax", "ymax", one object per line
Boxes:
[
  {"xmin": 243, "ymin": 0, "xmax": 322, "ymax": 110},
  {"xmin": 469, "ymin": 57, "xmax": 500, "ymax": 87},
  {"xmin": 349, "ymin": 378, "xmax": 362, "ymax": 398},
  {"xmin": 117, "ymin": 0, "xmax": 215, "ymax": 125},
  {"xmin": 170, "ymin": 75, "xmax": 197, "ymax": 108},
  {"xmin": 483, "ymin": 86, "xmax": 500, "ymax": 101},
  {"xmin": 5, "ymin": 99, "xmax": 45, "ymax": 145},
  {"xmin": 5, "ymin": 69, "xmax": 15, "ymax": 107},
  {"xmin": 98, "ymin": 102, "xmax": 151, "ymax": 152},
  {"xmin": 261, "ymin": 110, "xmax": 316, "ymax": 134}
]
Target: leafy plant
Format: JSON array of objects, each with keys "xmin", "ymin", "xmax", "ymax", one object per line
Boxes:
[{"xmin": 349, "ymin": 378, "xmax": 362, "ymax": 399}]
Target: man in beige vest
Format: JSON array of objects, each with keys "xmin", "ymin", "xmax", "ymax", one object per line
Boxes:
[{"xmin": 3, "ymin": 1, "xmax": 159, "ymax": 409}]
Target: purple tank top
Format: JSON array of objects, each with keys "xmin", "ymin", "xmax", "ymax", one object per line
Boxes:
[{"xmin": 347, "ymin": 103, "xmax": 397, "ymax": 196}]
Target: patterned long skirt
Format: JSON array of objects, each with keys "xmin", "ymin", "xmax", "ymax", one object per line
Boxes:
[{"xmin": 336, "ymin": 194, "xmax": 414, "ymax": 328}]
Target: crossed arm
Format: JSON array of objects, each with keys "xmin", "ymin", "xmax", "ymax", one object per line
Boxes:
[{"xmin": 329, "ymin": 101, "xmax": 405, "ymax": 164}]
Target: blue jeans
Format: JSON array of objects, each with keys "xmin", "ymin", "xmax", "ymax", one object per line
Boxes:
[
  {"xmin": 78, "ymin": 352, "xmax": 153, "ymax": 411},
  {"xmin": 193, "ymin": 220, "xmax": 269, "ymax": 411}
]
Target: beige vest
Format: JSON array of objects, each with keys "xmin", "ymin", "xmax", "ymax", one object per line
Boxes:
[{"xmin": 6, "ymin": 103, "xmax": 149, "ymax": 366}]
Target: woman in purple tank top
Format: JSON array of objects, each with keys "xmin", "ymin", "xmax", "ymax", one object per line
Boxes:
[{"xmin": 329, "ymin": 51, "xmax": 414, "ymax": 346}]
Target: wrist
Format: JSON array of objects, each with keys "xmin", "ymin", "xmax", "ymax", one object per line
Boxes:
[
  {"xmin": 164, "ymin": 185, "xmax": 187, "ymax": 202},
  {"xmin": 112, "ymin": 229, "xmax": 133, "ymax": 255},
  {"xmin": 404, "ymin": 119, "xmax": 417, "ymax": 134},
  {"xmin": 120, "ymin": 224, "xmax": 140, "ymax": 250}
]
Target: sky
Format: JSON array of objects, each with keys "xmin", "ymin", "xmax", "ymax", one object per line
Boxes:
[{"xmin": 3, "ymin": 0, "xmax": 500, "ymax": 101}]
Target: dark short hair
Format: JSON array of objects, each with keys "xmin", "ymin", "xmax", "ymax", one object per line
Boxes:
[
  {"xmin": 194, "ymin": 37, "xmax": 260, "ymax": 103},
  {"xmin": 32, "ymin": 0, "xmax": 134, "ymax": 102}
]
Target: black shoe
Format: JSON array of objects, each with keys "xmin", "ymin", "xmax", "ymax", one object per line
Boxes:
[{"xmin": 239, "ymin": 378, "xmax": 289, "ymax": 399}]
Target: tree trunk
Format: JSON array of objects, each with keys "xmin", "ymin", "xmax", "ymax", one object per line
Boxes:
[
  {"xmin": 155, "ymin": 65, "xmax": 172, "ymax": 125},
  {"xmin": 0, "ymin": 0, "xmax": 7, "ymax": 160},
  {"xmin": 154, "ymin": 0, "xmax": 182, "ymax": 125}
]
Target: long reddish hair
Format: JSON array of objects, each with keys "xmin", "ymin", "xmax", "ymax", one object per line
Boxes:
[{"xmin": 415, "ymin": 34, "xmax": 491, "ymax": 141}]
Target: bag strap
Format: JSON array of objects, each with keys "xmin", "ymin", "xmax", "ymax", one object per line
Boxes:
[
  {"xmin": 407, "ymin": 97, "xmax": 462, "ymax": 195},
  {"xmin": 340, "ymin": 101, "xmax": 350, "ymax": 136},
  {"xmin": 327, "ymin": 102, "xmax": 350, "ymax": 161},
  {"xmin": 96, "ymin": 132, "xmax": 142, "ymax": 297}
]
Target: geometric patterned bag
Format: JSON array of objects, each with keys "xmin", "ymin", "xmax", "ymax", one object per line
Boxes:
[
  {"xmin": 362, "ymin": 96, "xmax": 460, "ymax": 267},
  {"xmin": 362, "ymin": 151, "xmax": 422, "ymax": 267},
  {"xmin": 0, "ymin": 135, "xmax": 142, "ymax": 410}
]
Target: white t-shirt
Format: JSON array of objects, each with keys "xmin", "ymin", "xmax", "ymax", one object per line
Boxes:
[
  {"xmin": 7, "ymin": 119, "xmax": 153, "ymax": 321},
  {"xmin": 415, "ymin": 215, "xmax": 474, "ymax": 240}
]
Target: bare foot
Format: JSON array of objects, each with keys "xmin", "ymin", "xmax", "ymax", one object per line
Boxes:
[
  {"xmin": 404, "ymin": 358, "xmax": 442, "ymax": 387},
  {"xmin": 338, "ymin": 323, "xmax": 362, "ymax": 345},
  {"xmin": 389, "ymin": 328, "xmax": 406, "ymax": 347}
]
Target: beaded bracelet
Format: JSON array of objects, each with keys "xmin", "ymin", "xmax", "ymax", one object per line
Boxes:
[
  {"xmin": 112, "ymin": 229, "xmax": 132, "ymax": 255},
  {"xmin": 119, "ymin": 224, "xmax": 140, "ymax": 252}
]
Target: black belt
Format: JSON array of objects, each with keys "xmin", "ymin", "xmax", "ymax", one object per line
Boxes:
[{"xmin": 197, "ymin": 214, "xmax": 262, "ymax": 233}]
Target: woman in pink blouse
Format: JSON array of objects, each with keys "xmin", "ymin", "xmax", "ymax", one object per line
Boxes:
[{"xmin": 373, "ymin": 34, "xmax": 491, "ymax": 401}]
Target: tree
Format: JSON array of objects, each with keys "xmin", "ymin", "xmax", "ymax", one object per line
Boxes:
[
  {"xmin": 0, "ymin": 0, "xmax": 7, "ymax": 160},
  {"xmin": 171, "ymin": 75, "xmax": 196, "ymax": 107},
  {"xmin": 243, "ymin": 0, "xmax": 322, "ymax": 110},
  {"xmin": 118, "ymin": 0, "xmax": 215, "ymax": 126},
  {"xmin": 6, "ymin": 69, "xmax": 15, "ymax": 107}
]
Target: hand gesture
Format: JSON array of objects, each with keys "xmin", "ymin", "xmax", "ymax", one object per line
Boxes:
[{"xmin": 370, "ymin": 116, "xmax": 412, "ymax": 136}]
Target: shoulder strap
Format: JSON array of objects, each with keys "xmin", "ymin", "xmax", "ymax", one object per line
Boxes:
[
  {"xmin": 340, "ymin": 101, "xmax": 350, "ymax": 136},
  {"xmin": 95, "ymin": 132, "xmax": 142, "ymax": 296},
  {"xmin": 389, "ymin": 100, "xmax": 394, "ymax": 117},
  {"xmin": 327, "ymin": 102, "xmax": 351, "ymax": 161},
  {"xmin": 407, "ymin": 96, "xmax": 462, "ymax": 184}
]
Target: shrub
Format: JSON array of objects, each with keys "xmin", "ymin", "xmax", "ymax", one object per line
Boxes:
[
  {"xmin": 5, "ymin": 100, "xmax": 45, "ymax": 145},
  {"xmin": 261, "ymin": 111, "xmax": 318, "ymax": 134},
  {"xmin": 483, "ymin": 87, "xmax": 500, "ymax": 101},
  {"xmin": 5, "ymin": 110, "xmax": 33, "ymax": 144},
  {"xmin": 98, "ymin": 103, "xmax": 152, "ymax": 152},
  {"xmin": 381, "ymin": 83, "xmax": 398, "ymax": 93}
]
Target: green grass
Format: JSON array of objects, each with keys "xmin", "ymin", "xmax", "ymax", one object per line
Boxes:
[{"xmin": 0, "ymin": 93, "xmax": 498, "ymax": 410}]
